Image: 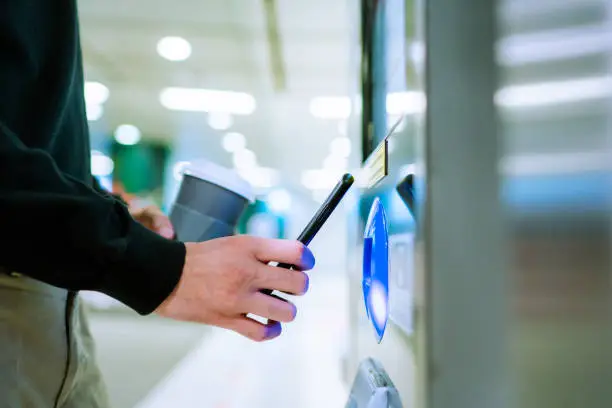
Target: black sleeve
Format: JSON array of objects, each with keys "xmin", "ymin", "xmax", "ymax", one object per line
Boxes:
[
  {"xmin": 91, "ymin": 176, "xmax": 129, "ymax": 207},
  {"xmin": 0, "ymin": 124, "xmax": 185, "ymax": 315}
]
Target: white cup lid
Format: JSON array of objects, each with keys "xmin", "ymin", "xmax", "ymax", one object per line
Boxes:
[{"xmin": 180, "ymin": 159, "xmax": 255, "ymax": 203}]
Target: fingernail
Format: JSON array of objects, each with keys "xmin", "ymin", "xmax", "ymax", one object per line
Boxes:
[
  {"xmin": 301, "ymin": 247, "xmax": 315, "ymax": 270},
  {"xmin": 292, "ymin": 304, "xmax": 298, "ymax": 319},
  {"xmin": 266, "ymin": 322, "xmax": 282, "ymax": 339},
  {"xmin": 160, "ymin": 227, "xmax": 174, "ymax": 239}
]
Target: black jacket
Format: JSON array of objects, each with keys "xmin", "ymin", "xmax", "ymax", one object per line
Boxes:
[{"xmin": 0, "ymin": 0, "xmax": 185, "ymax": 315}]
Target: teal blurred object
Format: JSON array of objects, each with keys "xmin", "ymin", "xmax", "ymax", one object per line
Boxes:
[{"xmin": 237, "ymin": 199, "xmax": 286, "ymax": 239}]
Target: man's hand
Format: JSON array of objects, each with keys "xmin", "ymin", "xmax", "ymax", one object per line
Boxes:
[
  {"xmin": 130, "ymin": 205, "xmax": 175, "ymax": 239},
  {"xmin": 155, "ymin": 235, "xmax": 316, "ymax": 342}
]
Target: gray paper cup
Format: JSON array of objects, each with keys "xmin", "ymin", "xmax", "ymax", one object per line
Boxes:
[{"xmin": 170, "ymin": 160, "xmax": 255, "ymax": 242}]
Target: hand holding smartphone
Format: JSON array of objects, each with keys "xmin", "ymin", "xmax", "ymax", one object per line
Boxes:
[{"xmin": 261, "ymin": 173, "xmax": 354, "ymax": 296}]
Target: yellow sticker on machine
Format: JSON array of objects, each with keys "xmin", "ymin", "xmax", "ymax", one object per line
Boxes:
[{"xmin": 360, "ymin": 138, "xmax": 389, "ymax": 188}]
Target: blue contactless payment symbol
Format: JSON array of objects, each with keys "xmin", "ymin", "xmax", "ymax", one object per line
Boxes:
[{"xmin": 363, "ymin": 197, "xmax": 389, "ymax": 343}]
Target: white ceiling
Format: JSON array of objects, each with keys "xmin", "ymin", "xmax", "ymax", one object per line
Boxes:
[{"xmin": 78, "ymin": 0, "xmax": 356, "ymax": 192}]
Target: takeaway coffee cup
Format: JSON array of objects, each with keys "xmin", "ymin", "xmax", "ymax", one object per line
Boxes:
[{"xmin": 169, "ymin": 159, "xmax": 255, "ymax": 242}]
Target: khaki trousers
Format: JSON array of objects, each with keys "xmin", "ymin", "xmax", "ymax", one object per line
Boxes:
[{"xmin": 0, "ymin": 272, "xmax": 110, "ymax": 408}]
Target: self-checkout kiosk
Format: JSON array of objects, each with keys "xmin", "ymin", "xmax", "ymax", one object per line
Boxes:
[{"xmin": 343, "ymin": 0, "xmax": 506, "ymax": 407}]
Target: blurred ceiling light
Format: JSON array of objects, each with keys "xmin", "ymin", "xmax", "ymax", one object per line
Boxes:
[
  {"xmin": 323, "ymin": 154, "xmax": 348, "ymax": 171},
  {"xmin": 173, "ymin": 161, "xmax": 191, "ymax": 181},
  {"xmin": 301, "ymin": 169, "xmax": 343, "ymax": 190},
  {"xmin": 238, "ymin": 167, "xmax": 278, "ymax": 189},
  {"xmin": 97, "ymin": 177, "xmax": 114, "ymax": 192},
  {"xmin": 157, "ymin": 36, "xmax": 192, "ymax": 61},
  {"xmin": 222, "ymin": 132, "xmax": 246, "ymax": 153},
  {"xmin": 498, "ymin": 25, "xmax": 612, "ymax": 66},
  {"xmin": 86, "ymin": 104, "xmax": 104, "ymax": 122},
  {"xmin": 114, "ymin": 124, "xmax": 141, "ymax": 146},
  {"xmin": 310, "ymin": 93, "xmax": 424, "ymax": 119},
  {"xmin": 495, "ymin": 76, "xmax": 612, "ymax": 108},
  {"xmin": 310, "ymin": 96, "xmax": 352, "ymax": 119},
  {"xmin": 501, "ymin": 151, "xmax": 611, "ymax": 176},
  {"xmin": 233, "ymin": 149, "xmax": 257, "ymax": 170},
  {"xmin": 386, "ymin": 91, "xmax": 426, "ymax": 115},
  {"xmin": 90, "ymin": 151, "xmax": 114, "ymax": 177},
  {"xmin": 85, "ymin": 82, "xmax": 109, "ymax": 105},
  {"xmin": 160, "ymin": 87, "xmax": 256, "ymax": 115},
  {"xmin": 330, "ymin": 137, "xmax": 352, "ymax": 158},
  {"xmin": 208, "ymin": 112, "xmax": 233, "ymax": 130},
  {"xmin": 267, "ymin": 189, "xmax": 292, "ymax": 212}
]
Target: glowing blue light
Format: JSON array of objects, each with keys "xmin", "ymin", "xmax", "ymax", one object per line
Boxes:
[
  {"xmin": 369, "ymin": 281, "xmax": 388, "ymax": 329},
  {"xmin": 363, "ymin": 197, "xmax": 390, "ymax": 343}
]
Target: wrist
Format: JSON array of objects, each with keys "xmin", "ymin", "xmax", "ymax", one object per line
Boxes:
[
  {"xmin": 100, "ymin": 220, "xmax": 186, "ymax": 315},
  {"xmin": 156, "ymin": 242, "xmax": 197, "ymax": 313}
]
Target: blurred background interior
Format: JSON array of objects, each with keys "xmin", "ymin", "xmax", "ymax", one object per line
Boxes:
[{"xmin": 78, "ymin": 0, "xmax": 611, "ymax": 407}]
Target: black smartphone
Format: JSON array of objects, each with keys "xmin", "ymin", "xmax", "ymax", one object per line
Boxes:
[{"xmin": 261, "ymin": 173, "xmax": 354, "ymax": 295}]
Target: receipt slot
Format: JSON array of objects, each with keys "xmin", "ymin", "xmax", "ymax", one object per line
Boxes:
[
  {"xmin": 345, "ymin": 358, "xmax": 404, "ymax": 408},
  {"xmin": 363, "ymin": 198, "xmax": 390, "ymax": 343}
]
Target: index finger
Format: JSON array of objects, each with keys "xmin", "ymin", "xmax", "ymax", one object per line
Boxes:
[{"xmin": 253, "ymin": 239, "xmax": 315, "ymax": 271}]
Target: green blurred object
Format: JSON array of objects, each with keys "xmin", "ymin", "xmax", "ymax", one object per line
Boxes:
[{"xmin": 111, "ymin": 141, "xmax": 169, "ymax": 195}]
